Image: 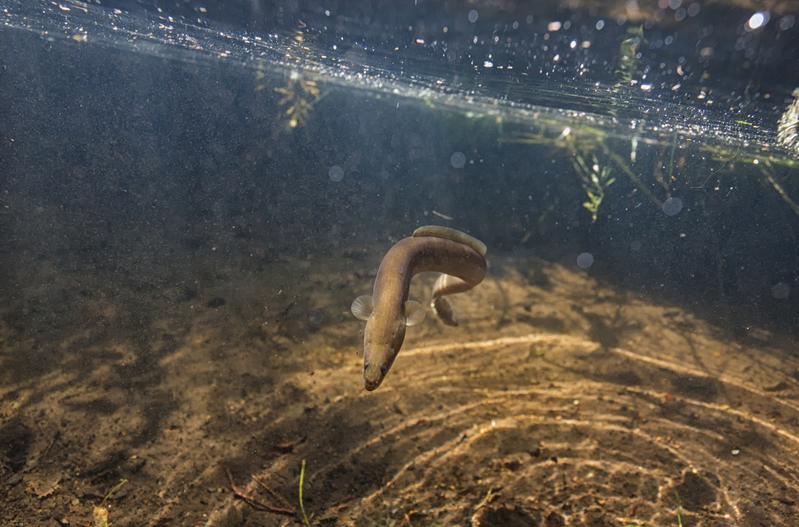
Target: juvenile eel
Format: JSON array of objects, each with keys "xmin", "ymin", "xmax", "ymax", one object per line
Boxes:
[{"xmin": 351, "ymin": 226, "xmax": 487, "ymax": 390}]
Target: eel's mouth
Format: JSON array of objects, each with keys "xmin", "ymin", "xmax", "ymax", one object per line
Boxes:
[{"xmin": 363, "ymin": 361, "xmax": 388, "ymax": 391}]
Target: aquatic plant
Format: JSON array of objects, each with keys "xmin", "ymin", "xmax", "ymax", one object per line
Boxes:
[
  {"xmin": 275, "ymin": 71, "xmax": 322, "ymax": 130},
  {"xmin": 777, "ymin": 88, "xmax": 799, "ymax": 157},
  {"xmin": 759, "ymin": 163, "xmax": 799, "ymax": 217},
  {"xmin": 623, "ymin": 505, "xmax": 683, "ymax": 527},
  {"xmin": 299, "ymin": 459, "xmax": 311, "ymax": 527},
  {"xmin": 615, "ymin": 25, "xmax": 644, "ymax": 88},
  {"xmin": 572, "ymin": 152, "xmax": 615, "ymax": 222},
  {"xmin": 92, "ymin": 478, "xmax": 128, "ymax": 527}
]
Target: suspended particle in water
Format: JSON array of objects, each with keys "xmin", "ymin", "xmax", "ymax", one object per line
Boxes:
[
  {"xmin": 630, "ymin": 240, "xmax": 642, "ymax": 252},
  {"xmin": 771, "ymin": 282, "xmax": 790, "ymax": 300},
  {"xmin": 662, "ymin": 196, "xmax": 683, "ymax": 216},
  {"xmin": 576, "ymin": 252, "xmax": 594, "ymax": 269},
  {"xmin": 468, "ymin": 9, "xmax": 479, "ymax": 23},
  {"xmin": 450, "ymin": 151, "xmax": 466, "ymax": 169},
  {"xmin": 328, "ymin": 165, "xmax": 344, "ymax": 182}
]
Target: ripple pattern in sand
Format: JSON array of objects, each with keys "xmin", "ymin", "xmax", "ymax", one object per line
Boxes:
[
  {"xmin": 209, "ymin": 327, "xmax": 799, "ymax": 527},
  {"xmin": 202, "ymin": 261, "xmax": 799, "ymax": 526}
]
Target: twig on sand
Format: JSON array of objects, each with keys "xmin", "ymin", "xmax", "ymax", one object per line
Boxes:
[
  {"xmin": 252, "ymin": 475, "xmax": 293, "ymax": 510},
  {"xmin": 225, "ymin": 468, "xmax": 295, "ymax": 517}
]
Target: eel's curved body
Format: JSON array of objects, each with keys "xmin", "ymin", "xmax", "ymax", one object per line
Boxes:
[{"xmin": 351, "ymin": 226, "xmax": 487, "ymax": 390}]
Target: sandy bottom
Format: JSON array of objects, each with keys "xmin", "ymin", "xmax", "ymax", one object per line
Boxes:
[{"xmin": 1, "ymin": 251, "xmax": 798, "ymax": 526}]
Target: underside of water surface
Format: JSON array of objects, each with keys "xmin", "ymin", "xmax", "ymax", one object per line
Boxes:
[{"xmin": 1, "ymin": 1, "xmax": 798, "ymax": 526}]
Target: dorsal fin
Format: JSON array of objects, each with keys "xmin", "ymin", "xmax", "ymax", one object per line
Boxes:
[{"xmin": 412, "ymin": 225, "xmax": 487, "ymax": 256}]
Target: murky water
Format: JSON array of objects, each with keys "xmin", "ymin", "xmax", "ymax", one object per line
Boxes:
[{"xmin": 1, "ymin": 1, "xmax": 798, "ymax": 526}]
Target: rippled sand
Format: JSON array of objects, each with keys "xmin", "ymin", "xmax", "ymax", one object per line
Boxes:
[{"xmin": 1, "ymin": 252, "xmax": 797, "ymax": 526}]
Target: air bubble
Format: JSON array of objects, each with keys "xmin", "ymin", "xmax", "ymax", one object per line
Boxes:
[
  {"xmin": 328, "ymin": 165, "xmax": 344, "ymax": 182},
  {"xmin": 468, "ymin": 9, "xmax": 479, "ymax": 23},
  {"xmin": 746, "ymin": 11, "xmax": 769, "ymax": 30},
  {"xmin": 450, "ymin": 151, "xmax": 466, "ymax": 169},
  {"xmin": 662, "ymin": 197, "xmax": 683, "ymax": 216},
  {"xmin": 576, "ymin": 252, "xmax": 594, "ymax": 269},
  {"xmin": 771, "ymin": 282, "xmax": 790, "ymax": 300}
]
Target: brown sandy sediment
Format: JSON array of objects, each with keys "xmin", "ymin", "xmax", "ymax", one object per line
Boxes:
[{"xmin": 1, "ymin": 251, "xmax": 798, "ymax": 526}]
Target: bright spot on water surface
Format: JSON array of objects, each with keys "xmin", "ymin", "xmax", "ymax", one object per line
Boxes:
[
  {"xmin": 468, "ymin": 9, "xmax": 479, "ymax": 23},
  {"xmin": 662, "ymin": 197, "xmax": 683, "ymax": 216},
  {"xmin": 450, "ymin": 151, "xmax": 466, "ymax": 169},
  {"xmin": 771, "ymin": 282, "xmax": 790, "ymax": 300},
  {"xmin": 746, "ymin": 11, "xmax": 769, "ymax": 30},
  {"xmin": 576, "ymin": 252, "xmax": 594, "ymax": 269},
  {"xmin": 328, "ymin": 165, "xmax": 344, "ymax": 182}
]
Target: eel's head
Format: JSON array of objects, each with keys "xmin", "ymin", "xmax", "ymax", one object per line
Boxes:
[{"xmin": 362, "ymin": 315, "xmax": 406, "ymax": 391}]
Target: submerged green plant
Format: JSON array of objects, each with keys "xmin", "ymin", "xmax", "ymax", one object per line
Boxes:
[
  {"xmin": 275, "ymin": 71, "xmax": 321, "ymax": 130},
  {"xmin": 616, "ymin": 25, "xmax": 644, "ymax": 88},
  {"xmin": 777, "ymin": 88, "xmax": 799, "ymax": 156},
  {"xmin": 573, "ymin": 152, "xmax": 615, "ymax": 222},
  {"xmin": 299, "ymin": 459, "xmax": 311, "ymax": 527},
  {"xmin": 623, "ymin": 505, "xmax": 683, "ymax": 527},
  {"xmin": 760, "ymin": 164, "xmax": 799, "ymax": 216}
]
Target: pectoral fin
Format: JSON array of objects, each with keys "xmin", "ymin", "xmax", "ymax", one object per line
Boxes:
[
  {"xmin": 351, "ymin": 295, "xmax": 374, "ymax": 321},
  {"xmin": 432, "ymin": 296, "xmax": 458, "ymax": 326},
  {"xmin": 404, "ymin": 300, "xmax": 426, "ymax": 326}
]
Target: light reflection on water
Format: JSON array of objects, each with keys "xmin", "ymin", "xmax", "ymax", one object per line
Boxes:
[{"xmin": 2, "ymin": 0, "xmax": 798, "ymax": 161}]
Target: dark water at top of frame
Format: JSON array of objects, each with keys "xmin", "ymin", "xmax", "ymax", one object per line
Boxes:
[{"xmin": 3, "ymin": 0, "xmax": 799, "ymax": 154}]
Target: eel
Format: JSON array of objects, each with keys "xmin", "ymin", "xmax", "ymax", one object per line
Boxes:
[{"xmin": 351, "ymin": 226, "xmax": 487, "ymax": 390}]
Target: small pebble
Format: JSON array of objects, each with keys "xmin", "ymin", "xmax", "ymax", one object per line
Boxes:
[{"xmin": 207, "ymin": 297, "xmax": 226, "ymax": 308}]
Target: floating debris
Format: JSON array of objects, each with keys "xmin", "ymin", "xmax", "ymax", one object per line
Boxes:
[{"xmin": 431, "ymin": 210, "xmax": 453, "ymax": 221}]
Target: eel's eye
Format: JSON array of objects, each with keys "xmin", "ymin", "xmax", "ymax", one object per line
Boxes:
[
  {"xmin": 380, "ymin": 364, "xmax": 388, "ymax": 376},
  {"xmin": 364, "ymin": 362, "xmax": 370, "ymax": 372}
]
